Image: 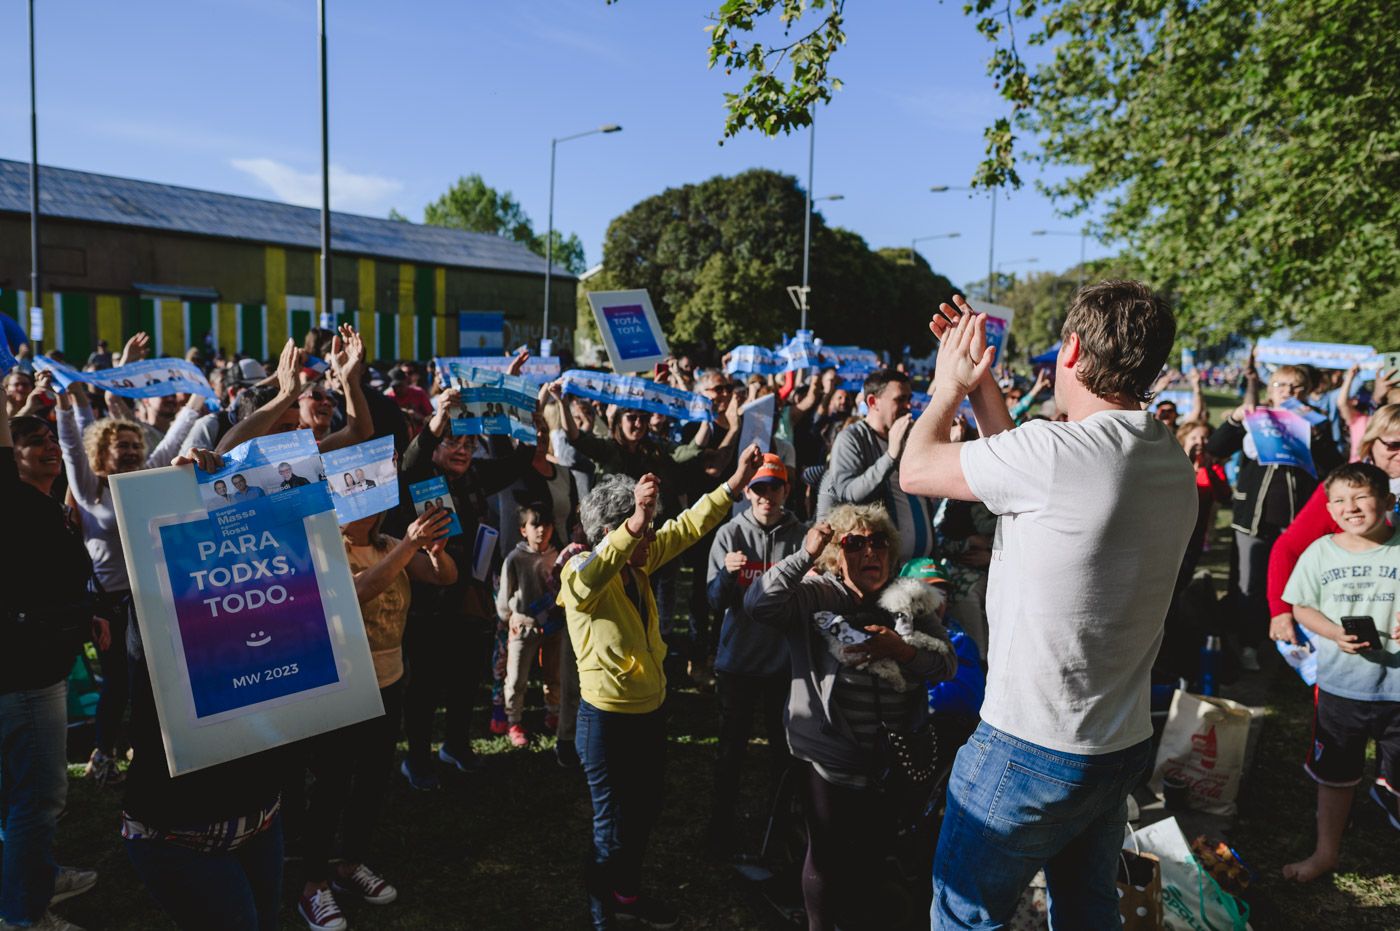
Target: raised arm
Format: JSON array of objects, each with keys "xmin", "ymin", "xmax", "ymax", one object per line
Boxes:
[
  {"xmin": 216, "ymin": 339, "xmax": 301, "ymax": 453},
  {"xmin": 317, "ymin": 326, "xmax": 373, "ymax": 453},
  {"xmin": 901, "ymin": 304, "xmax": 994, "ymax": 502},
  {"xmin": 54, "ymin": 393, "xmax": 103, "ymax": 507},
  {"xmin": 146, "ymin": 393, "xmax": 205, "ymax": 467},
  {"xmin": 743, "ymin": 522, "xmax": 832, "ymax": 629},
  {"xmin": 559, "ymin": 474, "xmax": 657, "ymax": 610}
]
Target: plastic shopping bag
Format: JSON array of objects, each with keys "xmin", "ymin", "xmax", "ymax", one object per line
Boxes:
[{"xmin": 1127, "ymin": 817, "xmax": 1250, "ymax": 931}]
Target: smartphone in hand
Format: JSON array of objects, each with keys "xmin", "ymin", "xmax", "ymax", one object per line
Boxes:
[{"xmin": 1341, "ymin": 615, "xmax": 1383, "ymax": 652}]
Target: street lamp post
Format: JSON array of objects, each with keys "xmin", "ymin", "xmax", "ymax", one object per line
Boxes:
[
  {"xmin": 910, "ymin": 231, "xmax": 961, "ymax": 264},
  {"xmin": 931, "ymin": 184, "xmax": 999, "ymax": 300},
  {"xmin": 317, "ymin": 0, "xmax": 331, "ymax": 331},
  {"xmin": 27, "ymin": 0, "xmax": 42, "ymax": 351},
  {"xmin": 544, "ymin": 124, "xmax": 622, "ymax": 352},
  {"xmin": 1031, "ymin": 228, "xmax": 1089, "ymax": 291}
]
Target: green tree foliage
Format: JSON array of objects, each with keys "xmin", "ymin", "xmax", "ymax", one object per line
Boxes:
[
  {"xmin": 585, "ymin": 169, "xmax": 957, "ymax": 357},
  {"xmin": 693, "ymin": 1, "xmax": 1400, "ymax": 345},
  {"xmin": 411, "ymin": 174, "xmax": 588, "ymax": 275}
]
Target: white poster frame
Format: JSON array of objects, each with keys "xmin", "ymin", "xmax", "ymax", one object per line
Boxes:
[{"xmin": 585, "ymin": 289, "xmax": 669, "ymax": 374}]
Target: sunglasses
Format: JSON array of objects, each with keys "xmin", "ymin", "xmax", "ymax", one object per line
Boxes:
[
  {"xmin": 840, "ymin": 532, "xmax": 891, "ymax": 553},
  {"xmin": 1270, "ymin": 381, "xmax": 1303, "ymax": 391},
  {"xmin": 622, "ymin": 412, "xmax": 647, "ymax": 423},
  {"xmin": 1375, "ymin": 439, "xmax": 1400, "ymax": 453}
]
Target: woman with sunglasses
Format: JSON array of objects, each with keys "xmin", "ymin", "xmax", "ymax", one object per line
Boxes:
[
  {"xmin": 745, "ymin": 503, "xmax": 957, "ymax": 931},
  {"xmin": 1208, "ymin": 358, "xmax": 1344, "ymax": 670},
  {"xmin": 1269, "ymin": 404, "xmax": 1400, "ymax": 648}
]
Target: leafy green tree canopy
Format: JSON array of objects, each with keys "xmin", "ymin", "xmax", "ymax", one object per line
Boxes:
[
  {"xmin": 399, "ymin": 174, "xmax": 588, "ymax": 276},
  {"xmin": 583, "ymin": 168, "xmax": 957, "ymax": 357},
  {"xmin": 693, "ymin": 1, "xmax": 1400, "ymax": 346}
]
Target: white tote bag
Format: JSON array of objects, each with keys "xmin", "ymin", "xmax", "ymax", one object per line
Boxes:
[
  {"xmin": 1149, "ymin": 691, "xmax": 1258, "ymax": 815},
  {"xmin": 1127, "ymin": 818, "xmax": 1251, "ymax": 931}
]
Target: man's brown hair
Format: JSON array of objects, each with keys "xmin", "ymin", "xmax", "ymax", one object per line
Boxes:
[{"xmin": 1061, "ymin": 280, "xmax": 1176, "ymax": 403}]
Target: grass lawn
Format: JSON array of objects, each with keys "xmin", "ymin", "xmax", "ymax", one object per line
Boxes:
[{"xmin": 41, "ymin": 397, "xmax": 1400, "ymax": 929}]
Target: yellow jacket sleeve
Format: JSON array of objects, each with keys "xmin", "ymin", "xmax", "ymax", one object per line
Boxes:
[
  {"xmin": 559, "ymin": 522, "xmax": 642, "ymax": 614},
  {"xmin": 644, "ymin": 484, "xmax": 735, "ymax": 575}
]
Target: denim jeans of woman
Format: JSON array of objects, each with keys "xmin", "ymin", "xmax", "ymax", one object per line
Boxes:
[
  {"xmin": 0, "ymin": 681, "xmax": 68, "ymax": 925},
  {"xmin": 575, "ymin": 699, "xmax": 666, "ymax": 928}
]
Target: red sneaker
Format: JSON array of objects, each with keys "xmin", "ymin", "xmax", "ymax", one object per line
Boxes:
[
  {"xmin": 508, "ymin": 724, "xmax": 529, "ymax": 748},
  {"xmin": 488, "ymin": 706, "xmax": 509, "ymax": 736},
  {"xmin": 332, "ymin": 863, "xmax": 398, "ymax": 905},
  {"xmin": 297, "ymin": 887, "xmax": 347, "ymax": 931}
]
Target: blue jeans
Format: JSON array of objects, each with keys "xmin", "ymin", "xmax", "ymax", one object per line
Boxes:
[
  {"xmin": 575, "ymin": 700, "xmax": 667, "ymax": 928},
  {"xmin": 0, "ymin": 681, "xmax": 69, "ymax": 925},
  {"xmin": 932, "ymin": 722, "xmax": 1152, "ymax": 930},
  {"xmin": 125, "ymin": 814, "xmax": 283, "ymax": 931}
]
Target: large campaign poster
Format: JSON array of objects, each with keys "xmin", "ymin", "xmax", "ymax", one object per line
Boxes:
[
  {"xmin": 1244, "ymin": 408, "xmax": 1317, "ymax": 477},
  {"xmin": 976, "ymin": 301, "xmax": 1016, "ymax": 366},
  {"xmin": 110, "ymin": 459, "xmax": 382, "ymax": 775},
  {"xmin": 586, "ymin": 289, "xmax": 668, "ymax": 373}
]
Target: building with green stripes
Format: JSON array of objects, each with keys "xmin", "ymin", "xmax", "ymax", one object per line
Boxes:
[{"xmin": 0, "ymin": 159, "xmax": 577, "ymax": 363}]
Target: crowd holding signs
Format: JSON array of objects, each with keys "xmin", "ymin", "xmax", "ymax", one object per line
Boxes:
[{"xmin": 3, "ymin": 280, "xmax": 1400, "ymax": 931}]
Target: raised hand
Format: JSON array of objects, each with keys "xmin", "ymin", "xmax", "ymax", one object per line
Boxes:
[
  {"xmin": 804, "ymin": 521, "xmax": 834, "ymax": 558},
  {"xmin": 728, "ymin": 442, "xmax": 765, "ymax": 492},
  {"xmin": 172, "ymin": 447, "xmax": 224, "ymax": 473},
  {"xmin": 632, "ymin": 472, "xmax": 661, "ymax": 530},
  {"xmin": 274, "ymin": 339, "xmax": 301, "ymax": 399},
  {"xmin": 407, "ymin": 505, "xmax": 454, "ymax": 549},
  {"xmin": 507, "ymin": 347, "xmax": 530, "ymax": 377},
  {"xmin": 888, "ymin": 413, "xmax": 914, "ymax": 459},
  {"xmin": 119, "ymin": 332, "xmax": 150, "ymax": 367},
  {"xmin": 932, "ymin": 302, "xmax": 996, "ymax": 399},
  {"xmin": 723, "ymin": 550, "xmax": 747, "ymax": 574}
]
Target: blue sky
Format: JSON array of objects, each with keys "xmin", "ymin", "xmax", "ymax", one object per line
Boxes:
[{"xmin": 0, "ymin": 0, "xmax": 1108, "ymax": 292}]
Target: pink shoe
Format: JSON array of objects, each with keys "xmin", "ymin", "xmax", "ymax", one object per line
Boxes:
[{"xmin": 508, "ymin": 724, "xmax": 529, "ymax": 748}]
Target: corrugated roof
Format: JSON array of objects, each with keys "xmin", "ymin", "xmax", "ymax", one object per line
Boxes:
[{"xmin": 0, "ymin": 159, "xmax": 576, "ymax": 279}]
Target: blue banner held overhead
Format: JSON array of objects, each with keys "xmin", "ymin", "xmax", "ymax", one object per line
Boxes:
[
  {"xmin": 559, "ymin": 370, "xmax": 714, "ymax": 424},
  {"xmin": 437, "ymin": 362, "xmax": 539, "ymax": 443},
  {"xmin": 321, "ymin": 436, "xmax": 400, "ymax": 524},
  {"xmin": 35, "ymin": 355, "xmax": 216, "ymax": 400},
  {"xmin": 437, "ymin": 354, "xmax": 561, "ymax": 384},
  {"xmin": 195, "ymin": 430, "xmax": 333, "ymax": 539}
]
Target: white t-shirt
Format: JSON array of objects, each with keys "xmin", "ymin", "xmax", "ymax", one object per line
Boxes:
[{"xmin": 961, "ymin": 410, "xmax": 1196, "ymax": 754}]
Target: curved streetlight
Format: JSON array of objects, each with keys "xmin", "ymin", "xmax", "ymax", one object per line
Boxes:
[
  {"xmin": 543, "ymin": 124, "xmax": 622, "ymax": 352},
  {"xmin": 911, "ymin": 231, "xmax": 961, "ymax": 264},
  {"xmin": 1031, "ymin": 228, "xmax": 1089, "ymax": 290}
]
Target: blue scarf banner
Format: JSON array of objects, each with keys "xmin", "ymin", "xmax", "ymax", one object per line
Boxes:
[
  {"xmin": 1255, "ymin": 338, "xmax": 1385, "ymax": 378},
  {"xmin": 559, "ymin": 369, "xmax": 714, "ymax": 423},
  {"xmin": 194, "ymin": 430, "xmax": 334, "ymax": 538},
  {"xmin": 35, "ymin": 354, "xmax": 216, "ymax": 400},
  {"xmin": 435, "ymin": 355, "xmax": 561, "ymax": 385},
  {"xmin": 321, "ymin": 436, "xmax": 400, "ymax": 524},
  {"xmin": 1244, "ymin": 408, "xmax": 1316, "ymax": 477},
  {"xmin": 439, "ymin": 362, "xmax": 539, "ymax": 443}
]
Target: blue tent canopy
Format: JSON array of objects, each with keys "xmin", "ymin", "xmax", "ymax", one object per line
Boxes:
[{"xmin": 1030, "ymin": 343, "xmax": 1060, "ymax": 365}]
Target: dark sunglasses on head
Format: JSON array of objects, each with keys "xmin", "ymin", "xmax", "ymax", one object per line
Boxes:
[{"xmin": 840, "ymin": 532, "xmax": 891, "ymax": 553}]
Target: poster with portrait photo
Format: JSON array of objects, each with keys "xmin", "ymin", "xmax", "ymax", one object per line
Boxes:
[
  {"xmin": 320, "ymin": 436, "xmax": 400, "ymax": 524},
  {"xmin": 439, "ymin": 363, "xmax": 537, "ymax": 443},
  {"xmin": 408, "ymin": 475, "xmax": 463, "ymax": 538},
  {"xmin": 194, "ymin": 431, "xmax": 332, "ymax": 537}
]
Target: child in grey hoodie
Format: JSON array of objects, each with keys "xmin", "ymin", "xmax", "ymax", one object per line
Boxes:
[{"xmin": 496, "ymin": 504, "xmax": 560, "ymax": 747}]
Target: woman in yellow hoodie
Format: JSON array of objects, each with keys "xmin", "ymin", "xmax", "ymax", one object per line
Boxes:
[{"xmin": 559, "ymin": 443, "xmax": 761, "ymax": 929}]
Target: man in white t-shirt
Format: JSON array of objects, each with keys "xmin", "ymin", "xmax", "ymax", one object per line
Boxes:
[{"xmin": 901, "ymin": 282, "xmax": 1196, "ymax": 930}]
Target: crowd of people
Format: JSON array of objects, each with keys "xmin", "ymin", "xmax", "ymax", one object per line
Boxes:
[{"xmin": 1, "ymin": 278, "xmax": 1396, "ymax": 931}]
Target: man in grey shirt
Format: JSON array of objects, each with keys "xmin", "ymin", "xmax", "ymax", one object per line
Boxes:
[
  {"xmin": 817, "ymin": 368, "xmax": 938, "ymax": 562},
  {"xmin": 901, "ymin": 281, "xmax": 1196, "ymax": 930}
]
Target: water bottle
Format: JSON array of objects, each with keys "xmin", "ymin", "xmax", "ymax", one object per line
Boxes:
[{"xmin": 1199, "ymin": 635, "xmax": 1221, "ymax": 696}]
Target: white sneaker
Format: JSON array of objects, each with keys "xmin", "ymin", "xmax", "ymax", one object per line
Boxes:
[
  {"xmin": 297, "ymin": 887, "xmax": 347, "ymax": 931},
  {"xmin": 0, "ymin": 912, "xmax": 87, "ymax": 931},
  {"xmin": 332, "ymin": 863, "xmax": 398, "ymax": 905},
  {"xmin": 49, "ymin": 867, "xmax": 98, "ymax": 905},
  {"xmin": 1240, "ymin": 646, "xmax": 1261, "ymax": 672}
]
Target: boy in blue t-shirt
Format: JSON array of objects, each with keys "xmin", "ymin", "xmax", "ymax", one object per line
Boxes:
[{"xmin": 1281, "ymin": 462, "xmax": 1400, "ymax": 883}]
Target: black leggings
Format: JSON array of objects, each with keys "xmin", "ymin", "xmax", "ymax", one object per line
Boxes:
[
  {"xmin": 801, "ymin": 764, "xmax": 882, "ymax": 931},
  {"xmin": 402, "ymin": 612, "xmax": 490, "ymax": 763},
  {"xmin": 303, "ymin": 680, "xmax": 403, "ymax": 883}
]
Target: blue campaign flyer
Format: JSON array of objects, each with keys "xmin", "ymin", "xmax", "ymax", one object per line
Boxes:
[
  {"xmin": 1245, "ymin": 408, "xmax": 1316, "ymax": 477},
  {"xmin": 159, "ymin": 514, "xmax": 340, "ymax": 720},
  {"xmin": 441, "ymin": 364, "xmax": 539, "ymax": 443},
  {"xmin": 408, "ymin": 476, "xmax": 463, "ymax": 538},
  {"xmin": 195, "ymin": 430, "xmax": 332, "ymax": 537},
  {"xmin": 321, "ymin": 436, "xmax": 400, "ymax": 524}
]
